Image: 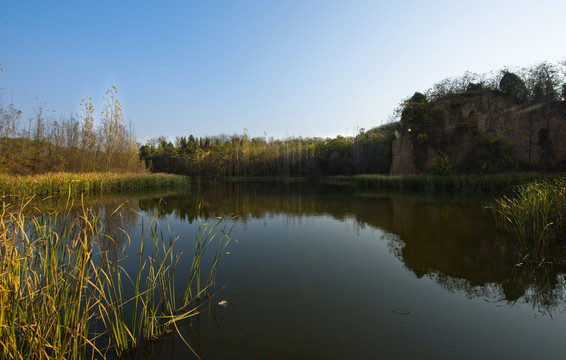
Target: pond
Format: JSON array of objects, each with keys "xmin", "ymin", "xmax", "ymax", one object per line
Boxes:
[{"xmin": 93, "ymin": 181, "xmax": 566, "ymax": 359}]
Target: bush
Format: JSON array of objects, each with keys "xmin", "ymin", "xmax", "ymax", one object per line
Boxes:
[
  {"xmin": 430, "ymin": 151, "xmax": 454, "ymax": 175},
  {"xmin": 418, "ymin": 133, "xmax": 429, "ymax": 145},
  {"xmin": 499, "ymin": 71, "xmax": 528, "ymax": 101}
]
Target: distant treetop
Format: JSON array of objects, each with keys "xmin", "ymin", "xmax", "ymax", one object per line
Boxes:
[
  {"xmin": 409, "ymin": 92, "xmax": 428, "ymax": 104},
  {"xmin": 499, "ymin": 71, "xmax": 528, "ymax": 101}
]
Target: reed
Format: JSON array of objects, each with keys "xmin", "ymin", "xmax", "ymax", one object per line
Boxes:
[
  {"xmin": 0, "ymin": 196, "xmax": 233, "ymax": 359},
  {"xmin": 0, "ymin": 172, "xmax": 190, "ymax": 198},
  {"xmin": 353, "ymin": 173, "xmax": 550, "ymax": 194},
  {"xmin": 493, "ymin": 178, "xmax": 566, "ymax": 261}
]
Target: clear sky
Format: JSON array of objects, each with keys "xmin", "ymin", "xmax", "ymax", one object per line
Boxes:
[{"xmin": 1, "ymin": 0, "xmax": 565, "ymax": 143}]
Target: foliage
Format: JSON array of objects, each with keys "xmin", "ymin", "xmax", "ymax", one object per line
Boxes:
[
  {"xmin": 499, "ymin": 71, "xmax": 528, "ymax": 100},
  {"xmin": 354, "ymin": 173, "xmax": 547, "ymax": 194},
  {"xmin": 0, "ymin": 172, "xmax": 189, "ymax": 198},
  {"xmin": 0, "ymin": 197, "xmax": 233, "ymax": 359},
  {"xmin": 0, "ymin": 86, "xmax": 144, "ymax": 175},
  {"xmin": 430, "ymin": 151, "xmax": 453, "ymax": 175},
  {"xmin": 420, "ymin": 61, "xmax": 566, "ymax": 104},
  {"xmin": 393, "ymin": 60, "xmax": 566, "ymax": 176},
  {"xmin": 139, "ymin": 122, "xmax": 399, "ymax": 178},
  {"xmin": 99, "ymin": 86, "xmax": 135, "ymax": 171},
  {"xmin": 400, "ymin": 101, "xmax": 446, "ymax": 139},
  {"xmin": 466, "ymin": 82, "xmax": 483, "ymax": 92},
  {"xmin": 409, "ymin": 92, "xmax": 428, "ymax": 103},
  {"xmin": 524, "ymin": 62, "xmax": 563, "ymax": 102},
  {"xmin": 448, "ymin": 130, "xmax": 515, "ymax": 175},
  {"xmin": 483, "ymin": 136, "xmax": 514, "ymax": 172},
  {"xmin": 425, "ymin": 71, "xmax": 500, "ymax": 101},
  {"xmin": 493, "ymin": 178, "xmax": 566, "ymax": 262}
]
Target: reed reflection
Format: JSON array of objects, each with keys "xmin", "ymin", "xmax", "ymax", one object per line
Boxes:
[{"xmin": 138, "ymin": 180, "xmax": 566, "ymax": 315}]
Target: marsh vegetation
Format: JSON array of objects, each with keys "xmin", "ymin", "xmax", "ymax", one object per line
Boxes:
[
  {"xmin": 493, "ymin": 178, "xmax": 566, "ymax": 262},
  {"xmin": 0, "ymin": 197, "xmax": 233, "ymax": 359},
  {"xmin": 0, "ymin": 172, "xmax": 190, "ymax": 198},
  {"xmin": 0, "ymin": 59, "xmax": 565, "ymax": 359}
]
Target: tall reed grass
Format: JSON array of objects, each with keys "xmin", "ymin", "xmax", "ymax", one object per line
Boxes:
[
  {"xmin": 0, "ymin": 196, "xmax": 233, "ymax": 359},
  {"xmin": 354, "ymin": 173, "xmax": 550, "ymax": 194},
  {"xmin": 0, "ymin": 172, "xmax": 190, "ymax": 198},
  {"xmin": 493, "ymin": 178, "xmax": 566, "ymax": 262}
]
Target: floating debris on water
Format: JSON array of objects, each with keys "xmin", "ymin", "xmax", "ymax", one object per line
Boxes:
[
  {"xmin": 218, "ymin": 300, "xmax": 229, "ymax": 307},
  {"xmin": 392, "ymin": 308, "xmax": 410, "ymax": 315}
]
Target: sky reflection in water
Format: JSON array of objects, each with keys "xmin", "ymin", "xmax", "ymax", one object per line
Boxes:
[{"xmin": 106, "ymin": 182, "xmax": 566, "ymax": 359}]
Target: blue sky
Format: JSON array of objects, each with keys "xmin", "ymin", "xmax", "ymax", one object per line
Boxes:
[{"xmin": 1, "ymin": 0, "xmax": 565, "ymax": 143}]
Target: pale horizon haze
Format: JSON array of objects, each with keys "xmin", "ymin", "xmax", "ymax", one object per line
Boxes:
[{"xmin": 1, "ymin": 0, "xmax": 565, "ymax": 143}]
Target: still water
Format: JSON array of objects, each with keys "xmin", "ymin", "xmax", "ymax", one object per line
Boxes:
[{"xmin": 100, "ymin": 181, "xmax": 566, "ymax": 359}]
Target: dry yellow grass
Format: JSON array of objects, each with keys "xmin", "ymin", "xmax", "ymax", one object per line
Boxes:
[
  {"xmin": 0, "ymin": 196, "xmax": 233, "ymax": 359},
  {"xmin": 0, "ymin": 172, "xmax": 190, "ymax": 197}
]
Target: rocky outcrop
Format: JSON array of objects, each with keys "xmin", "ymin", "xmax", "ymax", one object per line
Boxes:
[
  {"xmin": 390, "ymin": 91, "xmax": 566, "ymax": 175},
  {"xmin": 390, "ymin": 131, "xmax": 418, "ymax": 175}
]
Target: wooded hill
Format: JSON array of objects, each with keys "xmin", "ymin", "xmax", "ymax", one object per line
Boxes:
[
  {"xmin": 140, "ymin": 60, "xmax": 566, "ymax": 178},
  {"xmin": 391, "ymin": 90, "xmax": 566, "ymax": 175},
  {"xmin": 392, "ymin": 61, "xmax": 566, "ymax": 175},
  {"xmin": 1, "ymin": 61, "xmax": 564, "ymax": 177}
]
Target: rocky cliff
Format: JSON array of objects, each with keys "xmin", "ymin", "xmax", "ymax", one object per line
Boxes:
[{"xmin": 390, "ymin": 90, "xmax": 566, "ymax": 175}]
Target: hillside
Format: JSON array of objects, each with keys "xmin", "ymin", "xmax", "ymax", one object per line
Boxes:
[{"xmin": 390, "ymin": 90, "xmax": 566, "ymax": 175}]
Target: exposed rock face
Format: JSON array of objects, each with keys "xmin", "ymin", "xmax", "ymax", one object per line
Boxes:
[
  {"xmin": 390, "ymin": 131, "xmax": 418, "ymax": 175},
  {"xmin": 390, "ymin": 91, "xmax": 566, "ymax": 175}
]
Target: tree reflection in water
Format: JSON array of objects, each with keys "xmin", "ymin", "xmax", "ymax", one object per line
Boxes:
[{"xmin": 137, "ymin": 180, "xmax": 566, "ymax": 316}]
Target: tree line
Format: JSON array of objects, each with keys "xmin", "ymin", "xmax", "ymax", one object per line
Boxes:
[
  {"xmin": 141, "ymin": 60, "xmax": 566, "ymax": 178},
  {"xmin": 139, "ymin": 124, "xmax": 397, "ymax": 178},
  {"xmin": 2, "ymin": 59, "xmax": 564, "ymax": 177},
  {"xmin": 421, "ymin": 61, "xmax": 566, "ymax": 103},
  {"xmin": 0, "ymin": 86, "xmax": 144, "ymax": 174}
]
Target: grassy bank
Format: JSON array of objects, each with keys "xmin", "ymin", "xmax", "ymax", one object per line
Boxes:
[
  {"xmin": 353, "ymin": 173, "xmax": 556, "ymax": 194},
  {"xmin": 0, "ymin": 172, "xmax": 190, "ymax": 198},
  {"xmin": 0, "ymin": 197, "xmax": 233, "ymax": 359},
  {"xmin": 493, "ymin": 178, "xmax": 566, "ymax": 262}
]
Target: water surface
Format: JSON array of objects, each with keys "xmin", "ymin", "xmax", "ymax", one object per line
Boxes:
[{"xmin": 104, "ymin": 181, "xmax": 566, "ymax": 359}]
